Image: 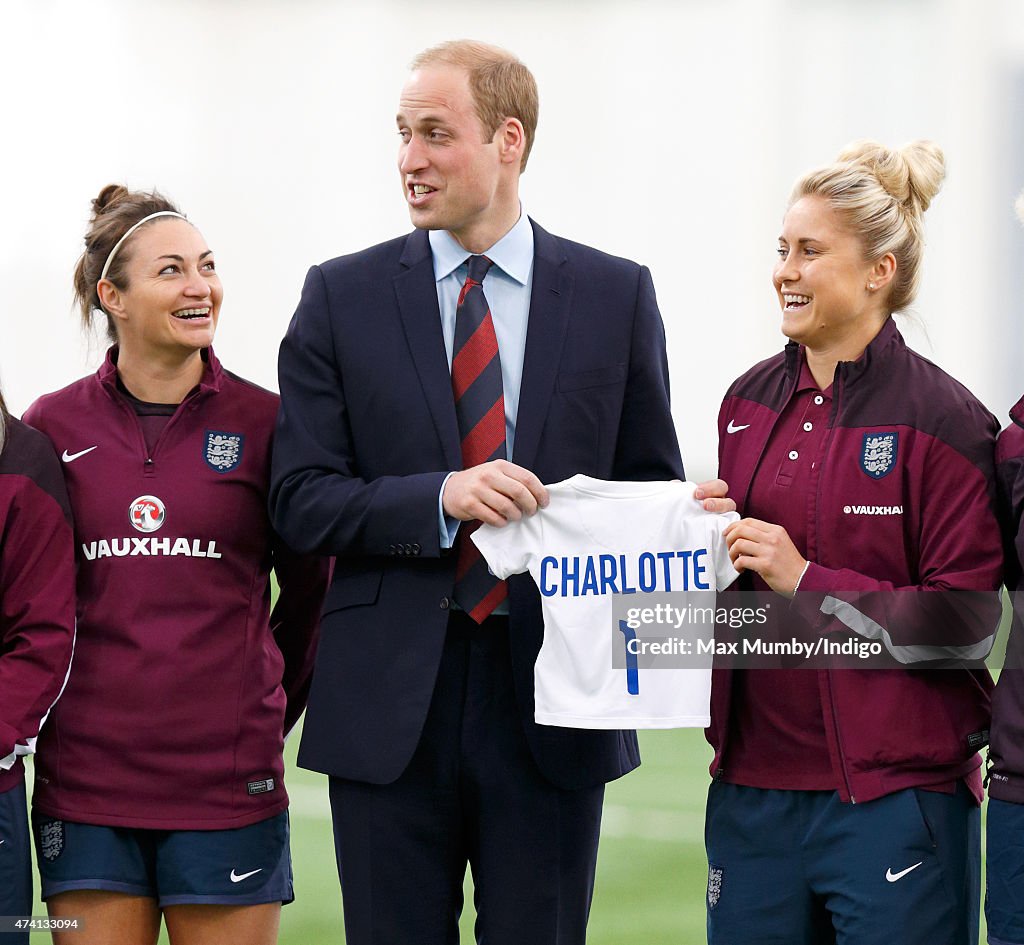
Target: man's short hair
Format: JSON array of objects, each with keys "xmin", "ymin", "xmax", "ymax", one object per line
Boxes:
[{"xmin": 411, "ymin": 40, "xmax": 539, "ymax": 172}]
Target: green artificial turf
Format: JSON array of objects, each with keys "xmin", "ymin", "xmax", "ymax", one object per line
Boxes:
[{"xmin": 274, "ymin": 728, "xmax": 716, "ymax": 944}]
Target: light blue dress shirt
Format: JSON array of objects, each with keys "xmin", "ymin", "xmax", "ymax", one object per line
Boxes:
[{"xmin": 431, "ymin": 209, "xmax": 535, "ymax": 552}]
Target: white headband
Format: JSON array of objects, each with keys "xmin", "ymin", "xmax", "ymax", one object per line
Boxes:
[{"xmin": 99, "ymin": 210, "xmax": 187, "ymax": 282}]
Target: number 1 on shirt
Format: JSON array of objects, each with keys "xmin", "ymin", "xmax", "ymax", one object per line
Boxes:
[{"xmin": 618, "ymin": 620, "xmax": 640, "ymax": 696}]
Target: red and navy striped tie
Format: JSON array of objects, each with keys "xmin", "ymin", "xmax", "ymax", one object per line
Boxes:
[{"xmin": 452, "ymin": 255, "xmax": 508, "ymax": 622}]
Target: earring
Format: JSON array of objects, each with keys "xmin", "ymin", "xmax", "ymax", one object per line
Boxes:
[{"xmin": 867, "ymin": 282, "xmax": 876, "ymax": 290}]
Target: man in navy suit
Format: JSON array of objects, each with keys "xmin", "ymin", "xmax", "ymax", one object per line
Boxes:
[{"xmin": 270, "ymin": 39, "xmax": 730, "ymax": 945}]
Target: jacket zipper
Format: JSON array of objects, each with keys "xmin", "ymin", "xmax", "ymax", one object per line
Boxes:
[
  {"xmin": 713, "ymin": 366, "xmax": 802, "ymax": 781},
  {"xmin": 109, "ymin": 384, "xmax": 204, "ymax": 475},
  {"xmin": 818, "ymin": 363, "xmax": 856, "ymax": 803}
]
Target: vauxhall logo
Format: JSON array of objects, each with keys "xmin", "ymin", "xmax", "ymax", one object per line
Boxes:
[
  {"xmin": 79, "ymin": 495, "xmax": 223, "ymax": 561},
  {"xmin": 129, "ymin": 495, "xmax": 166, "ymax": 533}
]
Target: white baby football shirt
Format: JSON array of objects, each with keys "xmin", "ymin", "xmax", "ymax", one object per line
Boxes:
[{"xmin": 472, "ymin": 475, "xmax": 739, "ymax": 729}]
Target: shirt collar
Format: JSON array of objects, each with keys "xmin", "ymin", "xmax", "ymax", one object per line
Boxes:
[
  {"xmin": 795, "ymin": 349, "xmax": 833, "ymax": 398},
  {"xmin": 428, "ymin": 207, "xmax": 534, "ymax": 285}
]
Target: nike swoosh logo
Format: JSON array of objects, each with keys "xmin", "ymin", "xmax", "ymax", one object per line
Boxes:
[
  {"xmin": 62, "ymin": 446, "xmax": 98, "ymax": 463},
  {"xmin": 726, "ymin": 421, "xmax": 750, "ymax": 434},
  {"xmin": 885, "ymin": 862, "xmax": 923, "ymax": 882},
  {"xmin": 230, "ymin": 868, "xmax": 263, "ymax": 883}
]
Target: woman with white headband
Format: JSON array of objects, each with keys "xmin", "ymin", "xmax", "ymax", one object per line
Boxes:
[{"xmin": 23, "ymin": 184, "xmax": 330, "ymax": 945}]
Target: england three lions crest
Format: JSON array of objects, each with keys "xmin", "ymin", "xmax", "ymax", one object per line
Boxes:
[
  {"xmin": 861, "ymin": 432, "xmax": 898, "ymax": 479},
  {"xmin": 204, "ymin": 431, "xmax": 244, "ymax": 473},
  {"xmin": 39, "ymin": 819, "xmax": 65, "ymax": 861},
  {"xmin": 707, "ymin": 865, "xmax": 723, "ymax": 909}
]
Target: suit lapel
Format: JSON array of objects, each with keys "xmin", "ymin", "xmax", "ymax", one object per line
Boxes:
[
  {"xmin": 393, "ymin": 230, "xmax": 462, "ymax": 469},
  {"xmin": 513, "ymin": 221, "xmax": 571, "ymax": 470}
]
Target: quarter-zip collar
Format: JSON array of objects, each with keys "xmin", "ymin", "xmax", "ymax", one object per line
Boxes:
[
  {"xmin": 97, "ymin": 346, "xmax": 224, "ymax": 398},
  {"xmin": 96, "ymin": 346, "xmax": 223, "ymax": 472}
]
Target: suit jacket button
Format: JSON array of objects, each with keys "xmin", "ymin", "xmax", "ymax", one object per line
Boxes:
[
  {"xmin": 439, "ymin": 596, "xmax": 450, "ymax": 610},
  {"xmin": 388, "ymin": 544, "xmax": 396, "ymax": 555},
  {"xmin": 412, "ymin": 543, "xmax": 421, "ymax": 555}
]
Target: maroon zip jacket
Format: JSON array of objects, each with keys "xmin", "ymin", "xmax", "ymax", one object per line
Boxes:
[
  {"xmin": 24, "ymin": 348, "xmax": 330, "ymax": 829},
  {"xmin": 710, "ymin": 319, "xmax": 1002, "ymax": 804},
  {"xmin": 0, "ymin": 418, "xmax": 75, "ymax": 795},
  {"xmin": 989, "ymin": 395, "xmax": 1024, "ymax": 803}
]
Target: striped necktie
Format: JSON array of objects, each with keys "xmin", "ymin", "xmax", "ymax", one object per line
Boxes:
[{"xmin": 451, "ymin": 255, "xmax": 508, "ymax": 622}]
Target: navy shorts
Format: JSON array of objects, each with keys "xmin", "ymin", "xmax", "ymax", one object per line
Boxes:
[
  {"xmin": 705, "ymin": 781, "xmax": 979, "ymax": 945},
  {"xmin": 0, "ymin": 780, "xmax": 32, "ymax": 945},
  {"xmin": 32, "ymin": 809, "xmax": 292, "ymax": 907},
  {"xmin": 986, "ymin": 797, "xmax": 1024, "ymax": 945}
]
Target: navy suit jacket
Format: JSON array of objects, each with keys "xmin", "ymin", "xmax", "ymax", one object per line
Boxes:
[{"xmin": 270, "ymin": 220, "xmax": 684, "ymax": 790}]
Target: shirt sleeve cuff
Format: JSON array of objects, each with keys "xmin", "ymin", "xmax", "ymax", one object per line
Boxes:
[{"xmin": 439, "ymin": 472, "xmax": 461, "ymax": 550}]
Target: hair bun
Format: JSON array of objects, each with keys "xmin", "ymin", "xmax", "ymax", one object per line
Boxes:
[
  {"xmin": 836, "ymin": 139, "xmax": 945, "ymax": 214},
  {"xmin": 92, "ymin": 184, "xmax": 131, "ymax": 217}
]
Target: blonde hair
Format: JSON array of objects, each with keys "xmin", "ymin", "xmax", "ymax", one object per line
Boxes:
[
  {"xmin": 792, "ymin": 140, "xmax": 945, "ymax": 314},
  {"xmin": 411, "ymin": 40, "xmax": 539, "ymax": 172}
]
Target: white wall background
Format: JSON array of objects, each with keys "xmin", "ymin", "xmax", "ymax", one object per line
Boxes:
[{"xmin": 3, "ymin": 0, "xmax": 1024, "ymax": 480}]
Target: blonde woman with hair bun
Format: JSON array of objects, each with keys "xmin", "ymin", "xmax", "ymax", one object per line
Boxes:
[
  {"xmin": 704, "ymin": 141, "xmax": 1002, "ymax": 944},
  {"xmin": 985, "ymin": 192, "xmax": 1024, "ymax": 945}
]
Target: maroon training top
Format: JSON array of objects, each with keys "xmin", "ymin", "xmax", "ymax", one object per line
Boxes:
[
  {"xmin": 0, "ymin": 419, "xmax": 75, "ymax": 795},
  {"xmin": 24, "ymin": 347, "xmax": 331, "ymax": 829},
  {"xmin": 989, "ymin": 395, "xmax": 1024, "ymax": 803},
  {"xmin": 710, "ymin": 320, "xmax": 1001, "ymax": 805}
]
